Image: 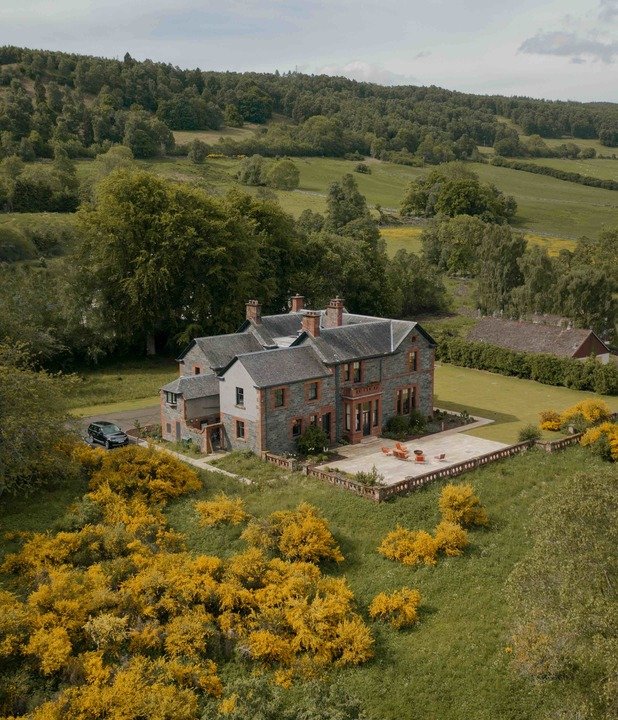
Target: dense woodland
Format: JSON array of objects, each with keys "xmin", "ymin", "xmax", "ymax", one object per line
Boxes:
[{"xmin": 0, "ymin": 45, "xmax": 617, "ymax": 168}]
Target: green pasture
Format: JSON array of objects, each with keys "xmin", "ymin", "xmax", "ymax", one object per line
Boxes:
[{"xmin": 522, "ymin": 157, "xmax": 618, "ymax": 181}]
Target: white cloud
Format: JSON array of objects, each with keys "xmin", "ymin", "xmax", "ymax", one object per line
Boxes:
[
  {"xmin": 317, "ymin": 60, "xmax": 416, "ymax": 85},
  {"xmin": 519, "ymin": 30, "xmax": 618, "ymax": 63}
]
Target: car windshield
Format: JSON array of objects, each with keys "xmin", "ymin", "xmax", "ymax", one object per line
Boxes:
[{"xmin": 100, "ymin": 424, "xmax": 122, "ymax": 435}]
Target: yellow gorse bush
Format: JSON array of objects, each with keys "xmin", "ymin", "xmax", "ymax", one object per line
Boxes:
[
  {"xmin": 242, "ymin": 502, "xmax": 344, "ymax": 564},
  {"xmin": 438, "ymin": 483, "xmax": 489, "ymax": 528},
  {"xmin": 369, "ymin": 588, "xmax": 422, "ymax": 629},
  {"xmin": 0, "ymin": 445, "xmax": 372, "ymax": 719},
  {"xmin": 434, "ymin": 520, "xmax": 469, "ymax": 557},
  {"xmin": 539, "ymin": 410, "xmax": 561, "ymax": 431},
  {"xmin": 560, "ymin": 399, "xmax": 611, "ymax": 426},
  {"xmin": 195, "ymin": 493, "xmax": 249, "ymax": 527},
  {"xmin": 580, "ymin": 421, "xmax": 618, "ymax": 460},
  {"xmin": 377, "ymin": 527, "xmax": 439, "ymax": 566}
]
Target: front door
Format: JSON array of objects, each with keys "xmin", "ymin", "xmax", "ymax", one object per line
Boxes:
[
  {"xmin": 175, "ymin": 421, "xmax": 181, "ymax": 442},
  {"xmin": 362, "ymin": 402, "xmax": 371, "ymax": 436}
]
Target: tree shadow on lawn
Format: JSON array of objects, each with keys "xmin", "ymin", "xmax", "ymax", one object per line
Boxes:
[{"xmin": 433, "ymin": 401, "xmax": 519, "ymax": 429}]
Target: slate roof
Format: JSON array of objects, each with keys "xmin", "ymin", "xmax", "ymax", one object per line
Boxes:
[
  {"xmin": 307, "ymin": 321, "xmax": 395, "ymax": 363},
  {"xmin": 161, "ymin": 373, "xmax": 220, "ymax": 399},
  {"xmin": 230, "ymin": 346, "xmax": 330, "ymax": 388},
  {"xmin": 179, "ymin": 333, "xmax": 264, "ymax": 371},
  {"xmin": 467, "ymin": 317, "xmax": 606, "ymax": 357}
]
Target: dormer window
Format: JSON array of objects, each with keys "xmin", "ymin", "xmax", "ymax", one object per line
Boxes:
[{"xmin": 164, "ymin": 391, "xmax": 179, "ymax": 406}]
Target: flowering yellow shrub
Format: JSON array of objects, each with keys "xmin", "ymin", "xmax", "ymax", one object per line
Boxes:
[
  {"xmin": 369, "ymin": 588, "xmax": 422, "ymax": 629},
  {"xmin": 195, "ymin": 493, "xmax": 249, "ymax": 527},
  {"xmin": 561, "ymin": 399, "xmax": 611, "ymax": 425},
  {"xmin": 0, "ymin": 445, "xmax": 375, "ymax": 717},
  {"xmin": 377, "ymin": 527, "xmax": 439, "ymax": 566},
  {"xmin": 242, "ymin": 503, "xmax": 344, "ymax": 564},
  {"xmin": 439, "ymin": 483, "xmax": 489, "ymax": 528},
  {"xmin": 539, "ymin": 410, "xmax": 561, "ymax": 431},
  {"xmin": 434, "ymin": 520, "xmax": 469, "ymax": 557},
  {"xmin": 71, "ymin": 442, "xmax": 106, "ymax": 471},
  {"xmin": 580, "ymin": 421, "xmax": 618, "ymax": 461},
  {"xmin": 88, "ymin": 445, "xmax": 202, "ymax": 503},
  {"xmin": 26, "ymin": 626, "xmax": 72, "ymax": 675}
]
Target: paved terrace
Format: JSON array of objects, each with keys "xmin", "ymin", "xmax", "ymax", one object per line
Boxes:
[{"xmin": 323, "ymin": 422, "xmax": 508, "ymax": 486}]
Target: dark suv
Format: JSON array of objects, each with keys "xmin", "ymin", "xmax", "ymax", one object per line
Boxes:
[{"xmin": 87, "ymin": 421, "xmax": 129, "ymax": 449}]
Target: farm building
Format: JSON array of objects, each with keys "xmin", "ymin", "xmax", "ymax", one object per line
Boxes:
[
  {"xmin": 160, "ymin": 296, "xmax": 436, "ymax": 454},
  {"xmin": 468, "ymin": 317, "xmax": 611, "ymax": 362}
]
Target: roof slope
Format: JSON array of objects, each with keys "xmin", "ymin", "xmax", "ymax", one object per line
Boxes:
[
  {"xmin": 187, "ymin": 333, "xmax": 264, "ymax": 371},
  {"xmin": 467, "ymin": 317, "xmax": 603, "ymax": 357},
  {"xmin": 231, "ymin": 346, "xmax": 330, "ymax": 388},
  {"xmin": 161, "ymin": 373, "xmax": 220, "ymax": 398},
  {"xmin": 308, "ymin": 321, "xmax": 394, "ymax": 363}
]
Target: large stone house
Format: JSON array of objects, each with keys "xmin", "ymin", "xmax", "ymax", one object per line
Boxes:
[{"xmin": 160, "ymin": 296, "xmax": 436, "ymax": 454}]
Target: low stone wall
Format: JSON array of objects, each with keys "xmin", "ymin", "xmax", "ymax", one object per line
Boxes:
[
  {"xmin": 535, "ymin": 434, "xmax": 583, "ymax": 452},
  {"xmin": 261, "ymin": 451, "xmax": 301, "ymax": 471},
  {"xmin": 303, "ymin": 466, "xmax": 382, "ymax": 501}
]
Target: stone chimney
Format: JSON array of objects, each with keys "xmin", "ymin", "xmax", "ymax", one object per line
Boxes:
[
  {"xmin": 245, "ymin": 299, "xmax": 261, "ymax": 324},
  {"xmin": 290, "ymin": 294, "xmax": 305, "ymax": 313},
  {"xmin": 324, "ymin": 297, "xmax": 344, "ymax": 328},
  {"xmin": 302, "ymin": 310, "xmax": 321, "ymax": 337}
]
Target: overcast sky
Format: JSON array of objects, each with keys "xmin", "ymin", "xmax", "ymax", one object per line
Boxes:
[{"xmin": 2, "ymin": 0, "xmax": 617, "ymax": 102}]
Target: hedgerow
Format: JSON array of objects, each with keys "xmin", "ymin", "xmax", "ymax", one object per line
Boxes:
[
  {"xmin": 490, "ymin": 155, "xmax": 618, "ymax": 191},
  {"xmin": 437, "ymin": 336, "xmax": 617, "ymax": 395}
]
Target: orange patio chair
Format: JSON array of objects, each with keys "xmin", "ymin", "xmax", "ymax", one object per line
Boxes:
[{"xmin": 381, "ymin": 447, "xmax": 392, "ymax": 456}]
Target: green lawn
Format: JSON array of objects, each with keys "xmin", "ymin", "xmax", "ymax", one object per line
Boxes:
[
  {"xmin": 164, "ymin": 446, "xmax": 603, "ymax": 720},
  {"xmin": 65, "ymin": 356, "xmax": 176, "ymax": 411},
  {"xmin": 434, "ymin": 363, "xmax": 618, "ymax": 443}
]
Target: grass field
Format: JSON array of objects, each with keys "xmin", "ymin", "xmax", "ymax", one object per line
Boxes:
[
  {"xmin": 173, "ymin": 124, "xmax": 260, "ymax": 145},
  {"xmin": 71, "ymin": 154, "xmax": 618, "ymax": 239},
  {"xmin": 523, "ymin": 157, "xmax": 618, "ymax": 181},
  {"xmin": 0, "ymin": 211, "xmax": 78, "ymax": 234},
  {"xmin": 434, "ymin": 363, "xmax": 618, "ymax": 443},
  {"xmin": 1, "ymin": 439, "xmax": 603, "ymax": 718},
  {"xmin": 65, "ymin": 356, "xmax": 176, "ymax": 411},
  {"xmin": 165, "ymin": 446, "xmax": 606, "ymax": 720}
]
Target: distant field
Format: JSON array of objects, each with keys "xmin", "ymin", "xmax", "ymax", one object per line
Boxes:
[
  {"xmin": 172, "ymin": 124, "xmax": 260, "ymax": 145},
  {"xmin": 380, "ymin": 226, "xmax": 424, "ymax": 256},
  {"xmin": 380, "ymin": 225, "xmax": 575, "ymax": 258},
  {"xmin": 0, "ymin": 211, "xmax": 78, "ymax": 234},
  {"xmin": 523, "ymin": 157, "xmax": 618, "ymax": 181},
  {"xmin": 69, "ymin": 154, "xmax": 618, "ymax": 238}
]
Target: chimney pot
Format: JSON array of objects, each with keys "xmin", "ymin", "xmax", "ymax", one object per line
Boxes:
[
  {"xmin": 324, "ymin": 296, "xmax": 344, "ymax": 328},
  {"xmin": 245, "ymin": 299, "xmax": 261, "ymax": 324},
  {"xmin": 302, "ymin": 310, "xmax": 321, "ymax": 337},
  {"xmin": 290, "ymin": 294, "xmax": 305, "ymax": 312}
]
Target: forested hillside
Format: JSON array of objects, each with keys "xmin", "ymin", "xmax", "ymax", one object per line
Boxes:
[{"xmin": 1, "ymin": 45, "xmax": 617, "ymax": 166}]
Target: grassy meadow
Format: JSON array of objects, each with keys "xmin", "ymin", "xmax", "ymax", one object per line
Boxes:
[{"xmin": 1, "ymin": 436, "xmax": 604, "ymax": 719}]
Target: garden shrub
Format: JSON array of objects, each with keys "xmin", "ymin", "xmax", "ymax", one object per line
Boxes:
[
  {"xmin": 382, "ymin": 411, "xmax": 426, "ymax": 440},
  {"xmin": 195, "ymin": 493, "xmax": 249, "ymax": 527},
  {"xmin": 438, "ymin": 483, "xmax": 489, "ymax": 528},
  {"xmin": 369, "ymin": 588, "xmax": 421, "ymax": 629},
  {"xmin": 560, "ymin": 399, "xmax": 611, "ymax": 426},
  {"xmin": 539, "ymin": 410, "xmax": 561, "ymax": 431},
  {"xmin": 377, "ymin": 527, "xmax": 439, "ymax": 566},
  {"xmin": 434, "ymin": 520, "xmax": 469, "ymax": 557},
  {"xmin": 297, "ymin": 425, "xmax": 328, "ymax": 457},
  {"xmin": 354, "ymin": 465, "xmax": 385, "ymax": 486},
  {"xmin": 518, "ymin": 424, "xmax": 541, "ymax": 442}
]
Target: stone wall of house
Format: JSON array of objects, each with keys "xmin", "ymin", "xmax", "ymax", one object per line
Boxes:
[
  {"xmin": 179, "ymin": 344, "xmax": 208, "ymax": 376},
  {"xmin": 160, "ymin": 394, "xmax": 192, "ymax": 443},
  {"xmin": 262, "ymin": 373, "xmax": 336, "ymax": 455}
]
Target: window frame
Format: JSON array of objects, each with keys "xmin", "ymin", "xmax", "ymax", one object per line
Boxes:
[
  {"xmin": 235, "ymin": 386, "xmax": 245, "ymax": 407},
  {"xmin": 164, "ymin": 391, "xmax": 179, "ymax": 406},
  {"xmin": 407, "ymin": 350, "xmax": 418, "ymax": 372},
  {"xmin": 272, "ymin": 387, "xmax": 286, "ymax": 408},
  {"xmin": 235, "ymin": 419, "xmax": 245, "ymax": 439},
  {"xmin": 291, "ymin": 418, "xmax": 303, "ymax": 438}
]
